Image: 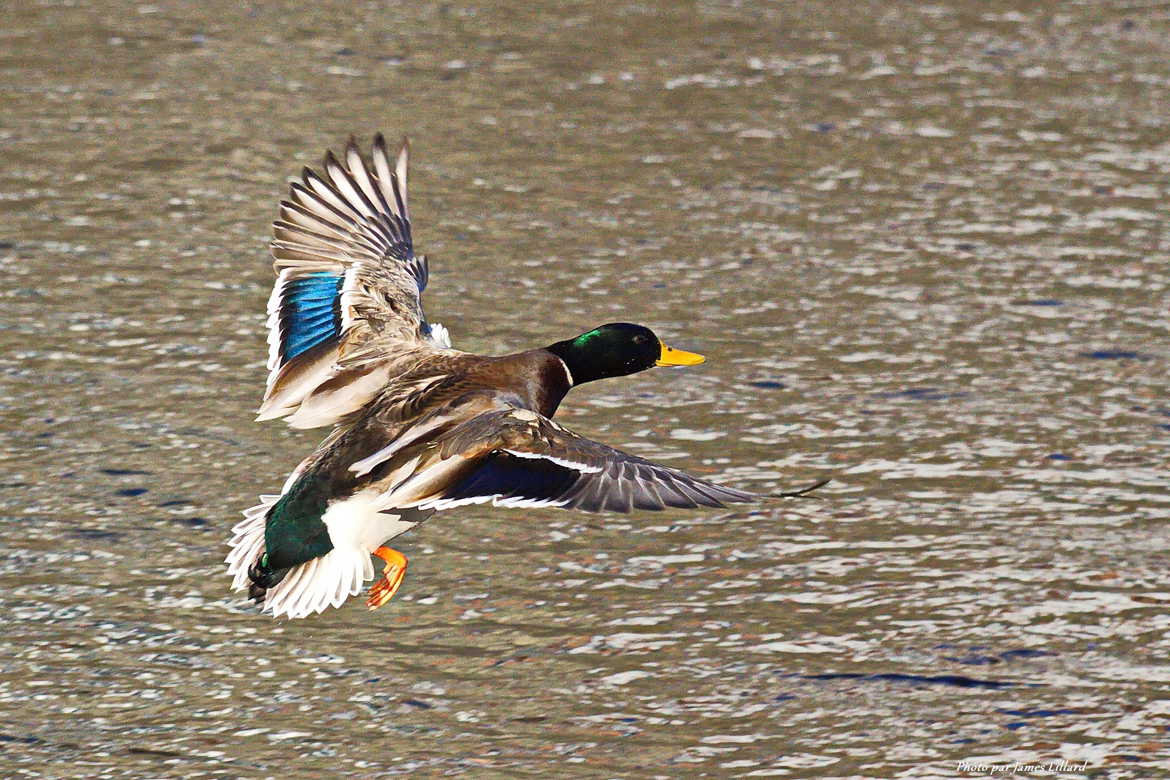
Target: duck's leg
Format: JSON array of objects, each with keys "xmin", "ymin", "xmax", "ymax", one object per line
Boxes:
[{"xmin": 367, "ymin": 546, "xmax": 408, "ymax": 610}]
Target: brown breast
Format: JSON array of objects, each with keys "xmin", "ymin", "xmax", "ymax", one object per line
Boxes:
[{"xmin": 466, "ymin": 349, "xmax": 572, "ymax": 417}]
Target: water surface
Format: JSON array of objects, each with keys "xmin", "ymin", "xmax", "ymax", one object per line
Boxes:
[{"xmin": 1, "ymin": 1, "xmax": 1168, "ymax": 776}]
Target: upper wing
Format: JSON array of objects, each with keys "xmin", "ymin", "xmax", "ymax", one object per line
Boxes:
[
  {"xmin": 257, "ymin": 134, "xmax": 450, "ymax": 429},
  {"xmin": 412, "ymin": 408, "xmax": 761, "ymax": 513}
]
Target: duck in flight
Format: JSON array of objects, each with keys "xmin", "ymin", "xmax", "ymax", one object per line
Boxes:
[{"xmin": 225, "ymin": 134, "xmax": 825, "ymax": 619}]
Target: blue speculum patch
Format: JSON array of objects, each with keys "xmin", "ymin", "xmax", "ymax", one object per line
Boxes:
[{"xmin": 281, "ymin": 272, "xmax": 344, "ymax": 362}]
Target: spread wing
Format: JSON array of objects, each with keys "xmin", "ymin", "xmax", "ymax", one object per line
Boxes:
[
  {"xmin": 257, "ymin": 134, "xmax": 452, "ymax": 429},
  {"xmin": 411, "ymin": 408, "xmax": 762, "ymax": 513}
]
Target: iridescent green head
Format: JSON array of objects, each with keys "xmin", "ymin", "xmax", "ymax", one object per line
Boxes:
[{"xmin": 547, "ymin": 323, "xmax": 705, "ymax": 386}]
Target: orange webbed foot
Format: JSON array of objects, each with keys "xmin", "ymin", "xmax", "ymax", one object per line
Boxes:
[{"xmin": 367, "ymin": 546, "xmax": 408, "ymax": 610}]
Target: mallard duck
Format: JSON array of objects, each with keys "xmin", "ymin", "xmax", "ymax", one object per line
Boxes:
[{"xmin": 225, "ymin": 134, "xmax": 825, "ymax": 619}]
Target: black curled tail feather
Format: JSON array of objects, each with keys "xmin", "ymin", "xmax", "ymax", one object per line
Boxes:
[
  {"xmin": 247, "ymin": 554, "xmax": 290, "ymax": 603},
  {"xmin": 246, "ymin": 558, "xmax": 290, "ymax": 608}
]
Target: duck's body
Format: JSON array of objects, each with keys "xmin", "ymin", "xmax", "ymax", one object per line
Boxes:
[{"xmin": 226, "ymin": 134, "xmax": 822, "ymax": 619}]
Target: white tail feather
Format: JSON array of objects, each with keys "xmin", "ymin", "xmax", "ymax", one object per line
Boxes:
[
  {"xmin": 225, "ymin": 492, "xmax": 423, "ymax": 620},
  {"xmin": 224, "ymin": 495, "xmax": 276, "ymax": 591}
]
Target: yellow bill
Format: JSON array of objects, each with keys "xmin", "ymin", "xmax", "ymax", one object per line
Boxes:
[{"xmin": 656, "ymin": 340, "xmax": 706, "ymax": 366}]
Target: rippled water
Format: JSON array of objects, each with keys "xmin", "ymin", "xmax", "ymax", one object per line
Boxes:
[{"xmin": 2, "ymin": 1, "xmax": 1168, "ymax": 776}]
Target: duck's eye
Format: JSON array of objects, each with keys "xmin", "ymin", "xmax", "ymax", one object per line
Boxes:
[{"xmin": 632, "ymin": 334, "xmax": 648, "ymax": 345}]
